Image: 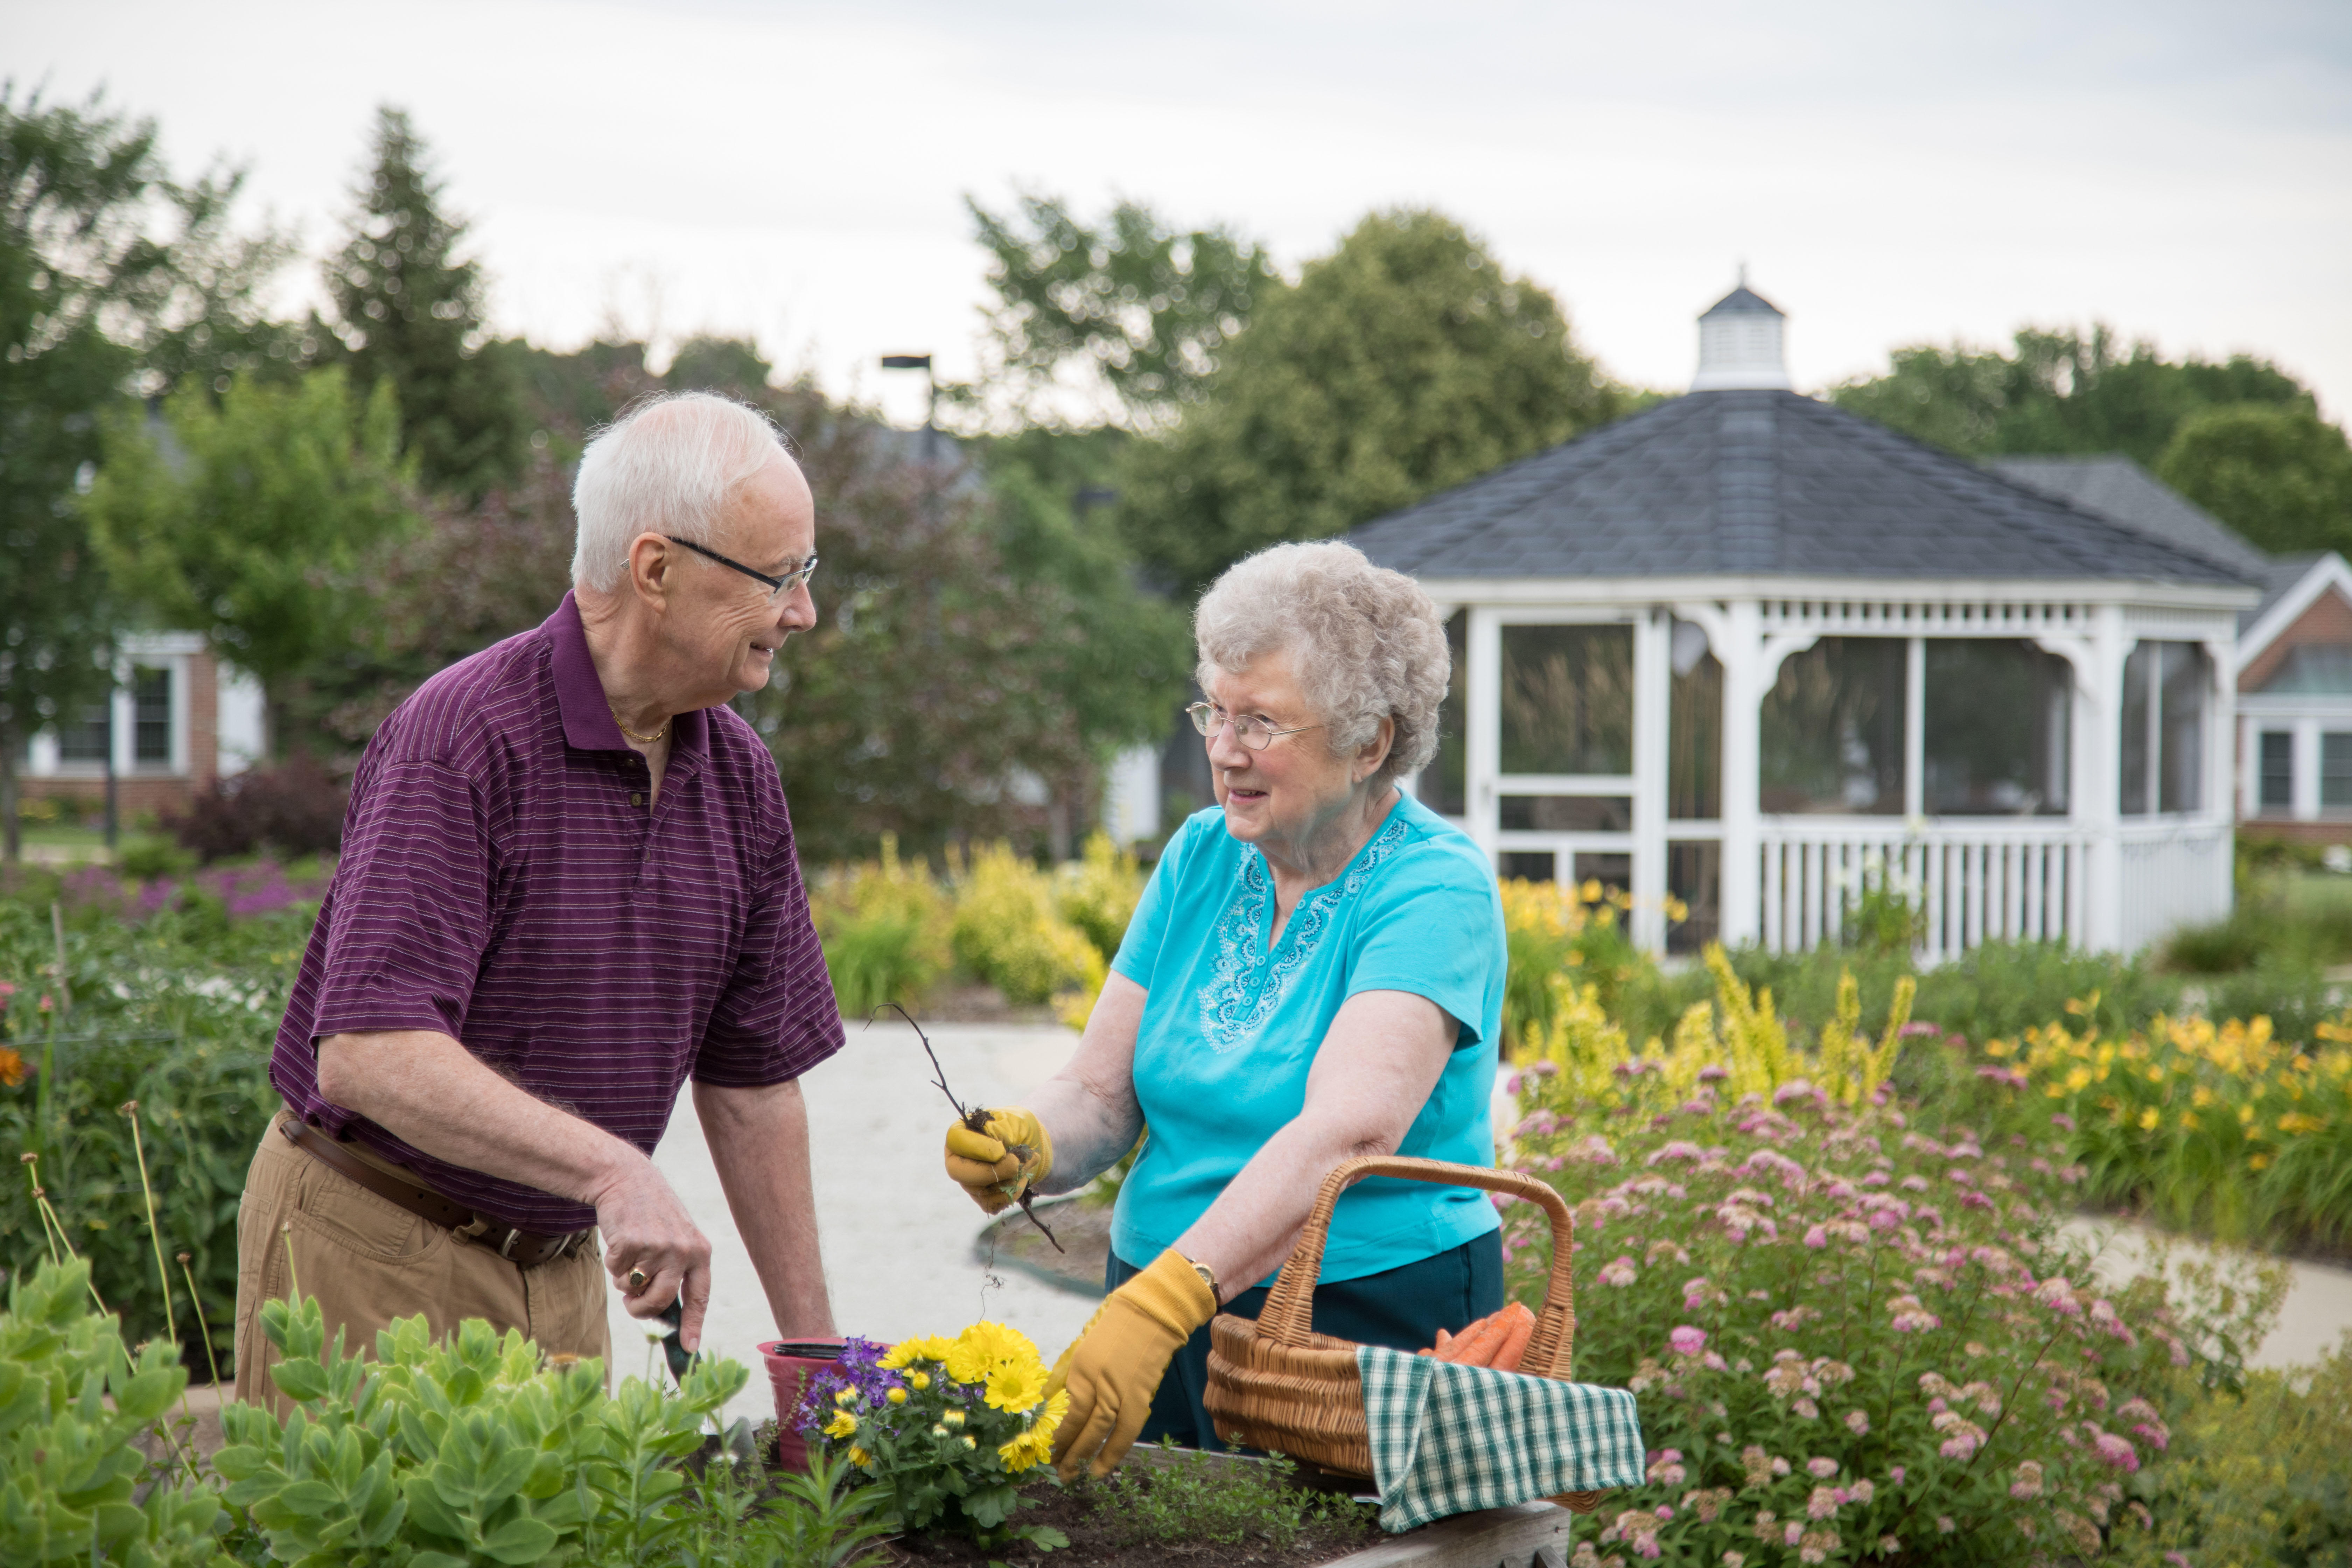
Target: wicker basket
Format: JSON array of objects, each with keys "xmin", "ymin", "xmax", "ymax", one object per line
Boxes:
[{"xmin": 1202, "ymin": 1154, "xmax": 1604, "ymax": 1514}]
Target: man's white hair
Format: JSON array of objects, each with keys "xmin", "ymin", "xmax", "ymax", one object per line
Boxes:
[{"xmin": 571, "ymin": 391, "xmax": 791, "ymax": 592}]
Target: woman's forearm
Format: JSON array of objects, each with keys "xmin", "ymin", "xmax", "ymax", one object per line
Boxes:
[
  {"xmin": 1027, "ymin": 972, "xmax": 1149, "ymax": 1195},
  {"xmin": 1172, "ymin": 1113, "xmax": 1385, "ymax": 1288}
]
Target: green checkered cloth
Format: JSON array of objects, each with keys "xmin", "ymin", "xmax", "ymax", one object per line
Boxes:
[{"xmin": 1356, "ymin": 1345, "xmax": 1645, "ymax": 1533}]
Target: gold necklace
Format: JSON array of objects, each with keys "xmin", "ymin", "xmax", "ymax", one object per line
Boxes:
[{"xmin": 611, "ymin": 709, "xmax": 670, "ymax": 745}]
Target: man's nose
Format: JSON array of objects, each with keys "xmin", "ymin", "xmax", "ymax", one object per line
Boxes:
[{"xmin": 775, "ymin": 582, "xmax": 817, "ymax": 632}]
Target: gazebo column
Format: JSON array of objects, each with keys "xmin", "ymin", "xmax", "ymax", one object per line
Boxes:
[
  {"xmin": 1631, "ymin": 610, "xmax": 1672, "ymax": 952},
  {"xmin": 1465, "ymin": 607, "xmax": 1502, "ymax": 862},
  {"xmin": 2203, "ymin": 635, "xmax": 2240, "ymax": 915},
  {"xmin": 2081, "ymin": 606, "xmax": 2130, "ymax": 952},
  {"xmin": 1715, "ymin": 601, "xmax": 1766, "ymax": 948}
]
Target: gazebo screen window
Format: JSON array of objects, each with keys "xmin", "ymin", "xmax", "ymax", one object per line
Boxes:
[
  {"xmin": 1423, "ymin": 611, "xmax": 1468, "ymax": 814},
  {"xmin": 1760, "ymin": 638, "xmax": 1905, "ymax": 815},
  {"xmin": 1667, "ymin": 841, "xmax": 1721, "ymax": 955},
  {"xmin": 1670, "ymin": 620, "xmax": 1721, "ymax": 819},
  {"xmin": 1923, "ymin": 640, "xmax": 2070, "ymax": 816},
  {"xmin": 2121, "ymin": 642, "xmax": 2210, "ymax": 815},
  {"xmin": 1500, "ymin": 624, "xmax": 1632, "ymax": 776}
]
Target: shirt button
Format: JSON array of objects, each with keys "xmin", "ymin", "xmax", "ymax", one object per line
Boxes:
[{"xmin": 630, "ymin": 792, "xmax": 644, "ymax": 807}]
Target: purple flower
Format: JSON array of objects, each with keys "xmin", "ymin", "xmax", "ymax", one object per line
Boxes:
[
  {"xmin": 1806, "ymin": 1456, "xmax": 1839, "ymax": 1479},
  {"xmin": 2092, "ymin": 1431, "xmax": 2140, "ymax": 1472},
  {"xmin": 789, "ymin": 1336, "xmax": 902, "ymax": 1432},
  {"xmin": 1803, "ymin": 1224, "xmax": 1829, "ymax": 1249},
  {"xmin": 1669, "ymin": 1325, "xmax": 1707, "ymax": 1356},
  {"xmin": 1599, "ymin": 1255, "xmax": 1639, "ymax": 1287},
  {"xmin": 2050, "ymin": 1112, "xmax": 2077, "ymax": 1132}
]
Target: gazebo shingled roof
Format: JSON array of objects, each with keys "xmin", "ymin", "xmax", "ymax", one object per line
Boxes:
[{"xmin": 1347, "ymin": 389, "xmax": 2255, "ymax": 586}]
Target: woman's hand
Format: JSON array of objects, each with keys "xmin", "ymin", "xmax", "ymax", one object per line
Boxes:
[
  {"xmin": 1046, "ymin": 1249, "xmax": 1217, "ymax": 1478},
  {"xmin": 941, "ymin": 1108, "xmax": 1054, "ymax": 1213}
]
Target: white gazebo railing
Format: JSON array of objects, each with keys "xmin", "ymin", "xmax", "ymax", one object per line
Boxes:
[
  {"xmin": 2116, "ymin": 821, "xmax": 2234, "ymax": 957},
  {"xmin": 1756, "ymin": 819, "xmax": 2095, "ymax": 962}
]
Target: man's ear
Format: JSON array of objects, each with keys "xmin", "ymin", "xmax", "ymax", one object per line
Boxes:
[{"xmin": 627, "ymin": 533, "xmax": 676, "ymax": 608}]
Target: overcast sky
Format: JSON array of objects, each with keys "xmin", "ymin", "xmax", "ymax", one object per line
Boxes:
[{"xmin": 12, "ymin": 0, "xmax": 2352, "ymax": 431}]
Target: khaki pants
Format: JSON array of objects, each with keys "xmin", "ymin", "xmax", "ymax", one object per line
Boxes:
[{"xmin": 234, "ymin": 1109, "xmax": 610, "ymax": 1408}]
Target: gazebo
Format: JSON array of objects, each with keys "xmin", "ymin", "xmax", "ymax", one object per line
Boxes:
[{"xmin": 1348, "ymin": 283, "xmax": 2259, "ymax": 959}]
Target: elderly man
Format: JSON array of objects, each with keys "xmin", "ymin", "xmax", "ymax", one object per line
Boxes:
[{"xmin": 233, "ymin": 392, "xmax": 840, "ymax": 1400}]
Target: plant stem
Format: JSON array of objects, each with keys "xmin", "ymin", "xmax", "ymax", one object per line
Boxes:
[
  {"xmin": 178, "ymin": 1253, "xmax": 224, "ymax": 1393},
  {"xmin": 123, "ymin": 1102, "xmax": 181, "ymax": 1349},
  {"xmin": 21, "ymin": 1156, "xmax": 59, "ymax": 1266}
]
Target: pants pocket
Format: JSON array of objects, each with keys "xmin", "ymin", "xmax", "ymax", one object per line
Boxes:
[{"xmin": 288, "ymin": 1156, "xmax": 450, "ymax": 1266}]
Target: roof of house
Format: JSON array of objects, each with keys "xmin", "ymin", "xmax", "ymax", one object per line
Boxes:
[
  {"xmin": 1984, "ymin": 455, "xmax": 2268, "ymax": 578},
  {"xmin": 1702, "ymin": 286, "xmax": 1783, "ymax": 318},
  {"xmin": 1345, "ymin": 390, "xmax": 2255, "ymax": 587}
]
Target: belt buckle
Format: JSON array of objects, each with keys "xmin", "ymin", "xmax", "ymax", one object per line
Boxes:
[{"xmin": 498, "ymin": 1227, "xmax": 523, "ymax": 1260}]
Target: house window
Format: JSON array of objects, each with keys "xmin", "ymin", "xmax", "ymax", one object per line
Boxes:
[
  {"xmin": 1670, "ymin": 619, "xmax": 1721, "ymax": 820},
  {"xmin": 57, "ymin": 702, "xmax": 111, "ymax": 766},
  {"xmin": 1923, "ymin": 640, "xmax": 2071, "ymax": 816},
  {"xmin": 1760, "ymin": 638, "xmax": 1905, "ymax": 814},
  {"xmin": 2121, "ymin": 642, "xmax": 2210, "ymax": 816},
  {"xmin": 133, "ymin": 666, "xmax": 172, "ymax": 767},
  {"xmin": 1422, "ymin": 611, "xmax": 1468, "ymax": 815},
  {"xmin": 2259, "ymin": 732, "xmax": 2294, "ymax": 812},
  {"xmin": 2324, "ymin": 734, "xmax": 2352, "ymax": 811},
  {"xmin": 1499, "ymin": 624, "xmax": 1632, "ymax": 776}
]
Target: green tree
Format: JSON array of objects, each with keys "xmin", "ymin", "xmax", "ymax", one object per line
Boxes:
[
  {"xmin": 2157, "ymin": 402, "xmax": 2352, "ymax": 556},
  {"xmin": 1117, "ymin": 208, "xmax": 1629, "ymax": 596},
  {"xmin": 0, "ymin": 88, "xmax": 285, "ymax": 857},
  {"xmin": 86, "ymin": 369, "xmax": 416, "ymax": 754},
  {"xmin": 1834, "ymin": 326, "xmax": 2311, "ymax": 465},
  {"xmin": 324, "ymin": 106, "xmax": 524, "ymax": 495},
  {"xmin": 962, "ymin": 192, "xmax": 1276, "ymax": 429}
]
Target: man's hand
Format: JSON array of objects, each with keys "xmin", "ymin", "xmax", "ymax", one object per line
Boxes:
[{"xmin": 593, "ymin": 1155, "xmax": 715, "ymax": 1350}]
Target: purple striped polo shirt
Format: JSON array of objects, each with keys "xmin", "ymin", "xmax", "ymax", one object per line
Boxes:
[{"xmin": 271, "ymin": 593, "xmax": 843, "ymax": 1232}]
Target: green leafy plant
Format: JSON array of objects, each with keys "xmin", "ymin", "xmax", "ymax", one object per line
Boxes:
[
  {"xmin": 810, "ymin": 835, "xmax": 953, "ymax": 1017},
  {"xmin": 0, "ymin": 1256, "xmax": 231, "ymax": 1566},
  {"xmin": 948, "ymin": 843, "xmax": 1101, "ymax": 1009},
  {"xmin": 216, "ymin": 1287, "xmax": 889, "ymax": 1567}
]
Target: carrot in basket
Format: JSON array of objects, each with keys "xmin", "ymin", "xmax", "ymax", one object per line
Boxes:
[
  {"xmin": 1489, "ymin": 1302, "xmax": 1537, "ymax": 1373},
  {"xmin": 1435, "ymin": 1309, "xmax": 1508, "ymax": 1365}
]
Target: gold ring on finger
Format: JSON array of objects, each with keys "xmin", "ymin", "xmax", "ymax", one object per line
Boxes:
[{"xmin": 628, "ymin": 1267, "xmax": 650, "ymax": 1291}]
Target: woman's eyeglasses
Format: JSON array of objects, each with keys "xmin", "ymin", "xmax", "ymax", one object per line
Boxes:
[{"xmin": 1185, "ymin": 701, "xmax": 1323, "ymax": 752}]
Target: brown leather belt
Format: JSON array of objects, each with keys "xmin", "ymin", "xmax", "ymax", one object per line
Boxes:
[{"xmin": 279, "ymin": 1117, "xmax": 592, "ymax": 1270}]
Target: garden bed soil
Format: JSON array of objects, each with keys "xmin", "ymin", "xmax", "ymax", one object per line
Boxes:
[
  {"xmin": 976, "ymin": 1195, "xmax": 1113, "ymax": 1297},
  {"xmin": 873, "ymin": 1474, "xmax": 1382, "ymax": 1568}
]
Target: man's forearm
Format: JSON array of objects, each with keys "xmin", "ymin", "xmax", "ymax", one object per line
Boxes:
[
  {"xmin": 316, "ymin": 1029, "xmax": 645, "ymax": 1207},
  {"xmin": 695, "ymin": 1078, "xmax": 835, "ymax": 1337}
]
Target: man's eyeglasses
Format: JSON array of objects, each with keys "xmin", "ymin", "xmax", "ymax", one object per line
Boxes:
[
  {"xmin": 1185, "ymin": 701, "xmax": 1324, "ymax": 752},
  {"xmin": 664, "ymin": 535, "xmax": 819, "ymax": 601}
]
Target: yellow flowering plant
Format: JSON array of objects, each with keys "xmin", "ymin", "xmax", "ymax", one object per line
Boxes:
[{"xmin": 806, "ymin": 1321, "xmax": 1072, "ymax": 1550}]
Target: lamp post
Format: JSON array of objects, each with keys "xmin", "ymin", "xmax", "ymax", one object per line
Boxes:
[{"xmin": 879, "ymin": 353, "xmax": 936, "ymax": 468}]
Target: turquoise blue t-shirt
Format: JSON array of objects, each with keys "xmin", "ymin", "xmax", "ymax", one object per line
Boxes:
[{"xmin": 1108, "ymin": 792, "xmax": 1505, "ymax": 1284}]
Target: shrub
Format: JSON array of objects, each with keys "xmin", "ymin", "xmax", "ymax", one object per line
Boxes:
[
  {"xmin": 1503, "ymin": 1076, "xmax": 2264, "ymax": 1564},
  {"xmin": 219, "ymin": 1287, "xmax": 890, "ymax": 1567},
  {"xmin": 949, "ymin": 842, "xmax": 1102, "ymax": 1008},
  {"xmin": 0, "ymin": 1258, "xmax": 228, "ymax": 1565},
  {"xmin": 1055, "ymin": 830, "xmax": 1144, "ymax": 964},
  {"xmin": 117, "ymin": 834, "xmax": 196, "ymax": 879},
  {"xmin": 1986, "ymin": 1009, "xmax": 2352, "ymax": 1253},
  {"xmin": 164, "ymin": 755, "xmax": 347, "ymax": 863},
  {"xmin": 810, "ymin": 835, "xmax": 953, "ymax": 1018},
  {"xmin": 1, "ymin": 893, "xmax": 312, "ymax": 1363},
  {"xmin": 2114, "ymin": 1332, "xmax": 2352, "ymax": 1564},
  {"xmin": 1501, "ymin": 879, "xmax": 1652, "ymax": 1051}
]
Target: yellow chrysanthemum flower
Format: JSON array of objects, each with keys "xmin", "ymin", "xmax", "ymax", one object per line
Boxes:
[
  {"xmin": 999, "ymin": 1425, "xmax": 1054, "ymax": 1471},
  {"xmin": 823, "ymin": 1410, "xmax": 858, "ymax": 1440},
  {"xmin": 946, "ymin": 1321, "xmax": 1036, "ymax": 1385},
  {"xmin": 880, "ymin": 1335, "xmax": 957, "ymax": 1371},
  {"xmin": 1035, "ymin": 1387, "xmax": 1071, "ymax": 1441},
  {"xmin": 942, "ymin": 1409, "xmax": 965, "ymax": 1428},
  {"xmin": 985, "ymin": 1358, "xmax": 1048, "ymax": 1414},
  {"xmin": 848, "ymin": 1446, "xmax": 872, "ymax": 1468},
  {"xmin": 909, "ymin": 1371, "xmax": 931, "ymax": 1390},
  {"xmin": 834, "ymin": 1388, "xmax": 857, "ymax": 1405},
  {"xmin": 887, "ymin": 1386, "xmax": 909, "ymax": 1405}
]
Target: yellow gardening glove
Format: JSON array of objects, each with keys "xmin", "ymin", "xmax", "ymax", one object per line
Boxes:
[
  {"xmin": 1045, "ymin": 1248, "xmax": 1216, "ymax": 1479},
  {"xmin": 941, "ymin": 1107, "xmax": 1054, "ymax": 1215}
]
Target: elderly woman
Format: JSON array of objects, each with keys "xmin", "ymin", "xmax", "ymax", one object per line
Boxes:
[{"xmin": 942, "ymin": 540, "xmax": 1506, "ymax": 1478}]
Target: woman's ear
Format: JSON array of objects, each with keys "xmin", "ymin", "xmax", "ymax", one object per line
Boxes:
[{"xmin": 1354, "ymin": 716, "xmax": 1396, "ymax": 784}]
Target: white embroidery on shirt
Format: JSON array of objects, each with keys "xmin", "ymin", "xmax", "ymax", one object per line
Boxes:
[{"xmin": 1195, "ymin": 813, "xmax": 1412, "ymax": 1053}]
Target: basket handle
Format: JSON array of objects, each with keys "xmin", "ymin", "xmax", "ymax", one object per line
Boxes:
[{"xmin": 1254, "ymin": 1155, "xmax": 1575, "ymax": 1379}]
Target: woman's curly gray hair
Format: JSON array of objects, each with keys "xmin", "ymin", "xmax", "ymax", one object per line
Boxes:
[{"xmin": 1194, "ymin": 540, "xmax": 1449, "ymax": 786}]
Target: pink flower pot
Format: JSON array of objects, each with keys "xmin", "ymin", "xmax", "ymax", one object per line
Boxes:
[{"xmin": 760, "ymin": 1339, "xmax": 846, "ymax": 1471}]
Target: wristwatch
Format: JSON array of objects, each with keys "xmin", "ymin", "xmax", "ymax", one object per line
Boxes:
[{"xmin": 1182, "ymin": 1252, "xmax": 1223, "ymax": 1306}]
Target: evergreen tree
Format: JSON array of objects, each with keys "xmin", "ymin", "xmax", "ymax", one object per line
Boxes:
[{"xmin": 325, "ymin": 106, "xmax": 523, "ymax": 495}]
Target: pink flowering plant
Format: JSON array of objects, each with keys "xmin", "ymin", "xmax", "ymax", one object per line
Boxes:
[{"xmin": 1503, "ymin": 1059, "xmax": 2269, "ymax": 1563}]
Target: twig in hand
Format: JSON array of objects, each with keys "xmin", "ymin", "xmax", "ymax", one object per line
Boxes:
[{"xmin": 871, "ymin": 1004, "xmax": 1064, "ymax": 1254}]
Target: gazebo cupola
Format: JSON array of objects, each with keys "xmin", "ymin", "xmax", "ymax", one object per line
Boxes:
[{"xmin": 1349, "ymin": 280, "xmax": 2262, "ymax": 960}]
